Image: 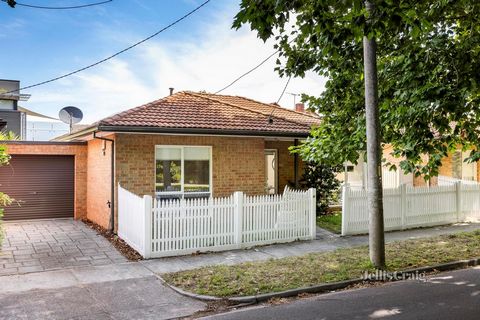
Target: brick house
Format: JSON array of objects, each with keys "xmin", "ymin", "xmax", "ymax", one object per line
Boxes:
[
  {"xmin": 51, "ymin": 91, "xmax": 320, "ymax": 230},
  {"xmin": 343, "ymin": 144, "xmax": 480, "ymax": 189}
]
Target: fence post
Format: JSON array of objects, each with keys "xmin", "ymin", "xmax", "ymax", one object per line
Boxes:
[
  {"xmin": 341, "ymin": 185, "xmax": 349, "ymax": 236},
  {"xmin": 400, "ymin": 184, "xmax": 407, "ymax": 230},
  {"xmin": 308, "ymin": 188, "xmax": 317, "ymax": 239},
  {"xmin": 233, "ymin": 192, "xmax": 244, "ymax": 248},
  {"xmin": 143, "ymin": 195, "xmax": 152, "ymax": 259},
  {"xmin": 455, "ymin": 181, "xmax": 462, "ymax": 222}
]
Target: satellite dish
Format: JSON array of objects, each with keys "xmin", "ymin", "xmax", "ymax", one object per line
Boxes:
[{"xmin": 59, "ymin": 106, "xmax": 83, "ymax": 133}]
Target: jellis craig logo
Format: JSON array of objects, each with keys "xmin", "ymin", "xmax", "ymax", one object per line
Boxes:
[{"xmin": 363, "ymin": 270, "xmax": 427, "ymax": 282}]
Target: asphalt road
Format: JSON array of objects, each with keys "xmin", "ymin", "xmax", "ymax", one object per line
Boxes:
[{"xmin": 203, "ymin": 267, "xmax": 480, "ymax": 320}]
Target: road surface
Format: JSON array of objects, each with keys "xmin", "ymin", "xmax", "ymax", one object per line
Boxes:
[{"xmin": 203, "ymin": 267, "xmax": 480, "ymax": 320}]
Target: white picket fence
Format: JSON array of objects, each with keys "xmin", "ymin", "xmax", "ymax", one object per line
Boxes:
[
  {"xmin": 118, "ymin": 184, "xmax": 316, "ymax": 258},
  {"xmin": 437, "ymin": 175, "xmax": 479, "ymax": 186},
  {"xmin": 117, "ymin": 186, "xmax": 150, "ymax": 255},
  {"xmin": 342, "ymin": 182, "xmax": 480, "ymax": 235}
]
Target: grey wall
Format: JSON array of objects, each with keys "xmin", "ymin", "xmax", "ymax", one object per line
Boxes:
[
  {"xmin": 0, "ymin": 110, "xmax": 25, "ymax": 138},
  {"xmin": 0, "ymin": 79, "xmax": 20, "ymax": 110}
]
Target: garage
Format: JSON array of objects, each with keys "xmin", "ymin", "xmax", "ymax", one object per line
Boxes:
[{"xmin": 0, "ymin": 155, "xmax": 74, "ymax": 220}]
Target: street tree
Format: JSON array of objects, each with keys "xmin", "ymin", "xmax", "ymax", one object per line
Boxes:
[{"xmin": 233, "ymin": 0, "xmax": 480, "ymax": 268}]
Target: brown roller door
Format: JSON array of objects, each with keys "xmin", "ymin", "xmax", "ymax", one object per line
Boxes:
[{"xmin": 0, "ymin": 155, "xmax": 74, "ymax": 220}]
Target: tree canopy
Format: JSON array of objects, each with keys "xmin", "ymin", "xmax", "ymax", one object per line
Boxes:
[{"xmin": 234, "ymin": 0, "xmax": 480, "ymax": 179}]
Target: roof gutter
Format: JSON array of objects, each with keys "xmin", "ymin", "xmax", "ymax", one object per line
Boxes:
[
  {"xmin": 97, "ymin": 125, "xmax": 310, "ymax": 138},
  {"xmin": 52, "ymin": 125, "xmax": 97, "ymax": 141}
]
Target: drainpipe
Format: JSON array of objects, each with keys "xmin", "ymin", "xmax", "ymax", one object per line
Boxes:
[
  {"xmin": 294, "ymin": 139, "xmax": 299, "ymax": 188},
  {"xmin": 93, "ymin": 131, "xmax": 115, "ymax": 234}
]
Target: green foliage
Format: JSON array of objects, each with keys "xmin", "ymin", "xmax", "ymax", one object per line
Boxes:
[
  {"xmin": 234, "ymin": 0, "xmax": 480, "ymax": 179},
  {"xmin": 0, "ymin": 131, "xmax": 16, "ymax": 244},
  {"xmin": 301, "ymin": 162, "xmax": 341, "ymax": 214}
]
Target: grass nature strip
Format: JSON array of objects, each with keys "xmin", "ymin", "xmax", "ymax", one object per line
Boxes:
[{"xmin": 162, "ymin": 230, "xmax": 480, "ymax": 297}]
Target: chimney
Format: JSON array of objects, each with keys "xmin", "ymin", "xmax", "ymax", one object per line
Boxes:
[
  {"xmin": 169, "ymin": 87, "xmax": 174, "ymax": 96},
  {"xmin": 295, "ymin": 103, "xmax": 305, "ymax": 112}
]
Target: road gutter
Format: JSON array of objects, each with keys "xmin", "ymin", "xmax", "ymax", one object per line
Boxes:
[{"xmin": 160, "ymin": 257, "xmax": 480, "ymax": 304}]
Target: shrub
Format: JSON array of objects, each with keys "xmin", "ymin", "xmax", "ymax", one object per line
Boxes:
[{"xmin": 301, "ymin": 162, "xmax": 342, "ymax": 215}]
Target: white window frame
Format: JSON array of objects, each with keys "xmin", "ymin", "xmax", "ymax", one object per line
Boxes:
[{"xmin": 154, "ymin": 145, "xmax": 213, "ymax": 197}]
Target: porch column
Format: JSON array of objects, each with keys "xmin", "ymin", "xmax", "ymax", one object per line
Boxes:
[{"xmin": 294, "ymin": 139, "xmax": 299, "ymax": 188}]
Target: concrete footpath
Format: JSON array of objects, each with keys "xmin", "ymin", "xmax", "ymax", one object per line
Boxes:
[
  {"xmin": 141, "ymin": 222, "xmax": 480, "ymax": 274},
  {"xmin": 1, "ymin": 222, "xmax": 479, "ymax": 319},
  {"xmin": 0, "ymin": 263, "xmax": 206, "ymax": 320}
]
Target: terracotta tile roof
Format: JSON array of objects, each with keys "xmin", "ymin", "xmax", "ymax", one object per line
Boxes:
[
  {"xmin": 98, "ymin": 91, "xmax": 320, "ymax": 136},
  {"xmin": 190, "ymin": 92, "xmax": 320, "ymax": 126}
]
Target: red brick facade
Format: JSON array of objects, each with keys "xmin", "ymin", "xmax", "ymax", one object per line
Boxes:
[
  {"xmin": 115, "ymin": 134, "xmax": 268, "ymax": 197},
  {"xmin": 4, "ymin": 136, "xmax": 302, "ymax": 230},
  {"xmin": 86, "ymin": 137, "xmax": 114, "ymax": 228}
]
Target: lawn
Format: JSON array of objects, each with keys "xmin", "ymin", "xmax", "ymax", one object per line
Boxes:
[
  {"xmin": 163, "ymin": 230, "xmax": 480, "ymax": 297},
  {"xmin": 316, "ymin": 212, "xmax": 342, "ymax": 234}
]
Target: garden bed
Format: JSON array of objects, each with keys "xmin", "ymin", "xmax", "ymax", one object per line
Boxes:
[{"xmin": 82, "ymin": 219, "xmax": 143, "ymax": 261}]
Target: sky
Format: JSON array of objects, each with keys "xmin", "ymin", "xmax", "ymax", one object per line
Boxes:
[{"xmin": 0, "ymin": 0, "xmax": 326, "ymax": 124}]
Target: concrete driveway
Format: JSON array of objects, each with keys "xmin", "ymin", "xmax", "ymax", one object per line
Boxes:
[{"xmin": 0, "ymin": 219, "xmax": 127, "ymax": 276}]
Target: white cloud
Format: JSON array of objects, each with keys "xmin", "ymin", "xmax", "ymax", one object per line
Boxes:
[{"xmin": 22, "ymin": 5, "xmax": 327, "ymax": 124}]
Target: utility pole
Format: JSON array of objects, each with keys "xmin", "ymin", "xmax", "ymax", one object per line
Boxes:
[{"xmin": 363, "ymin": 0, "xmax": 385, "ymax": 269}]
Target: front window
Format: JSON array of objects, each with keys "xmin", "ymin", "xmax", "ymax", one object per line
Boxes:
[{"xmin": 155, "ymin": 146, "xmax": 211, "ymax": 198}]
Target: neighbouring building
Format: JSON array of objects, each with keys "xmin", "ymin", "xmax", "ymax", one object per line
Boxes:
[{"xmin": 0, "ymin": 79, "xmax": 29, "ymax": 139}]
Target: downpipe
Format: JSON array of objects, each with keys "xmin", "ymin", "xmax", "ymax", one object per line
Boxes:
[{"xmin": 93, "ymin": 131, "xmax": 115, "ymax": 234}]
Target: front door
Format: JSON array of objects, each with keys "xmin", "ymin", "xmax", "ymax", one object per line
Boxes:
[{"xmin": 264, "ymin": 149, "xmax": 278, "ymax": 194}]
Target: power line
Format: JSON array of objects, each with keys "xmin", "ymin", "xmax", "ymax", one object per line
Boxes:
[
  {"xmin": 215, "ymin": 38, "xmax": 298, "ymax": 96},
  {"xmin": 276, "ymin": 76, "xmax": 292, "ymax": 104},
  {"xmin": 4, "ymin": 0, "xmax": 210, "ymax": 94},
  {"xmin": 267, "ymin": 75, "xmax": 292, "ymax": 123},
  {"xmin": 2, "ymin": 0, "xmax": 112, "ymax": 9},
  {"xmin": 214, "ymin": 49, "xmax": 280, "ymax": 94}
]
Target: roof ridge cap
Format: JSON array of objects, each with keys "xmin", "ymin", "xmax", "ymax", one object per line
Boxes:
[
  {"xmin": 99, "ymin": 94, "xmax": 184, "ymax": 125},
  {"xmin": 229, "ymin": 94, "xmax": 320, "ymax": 120},
  {"xmin": 187, "ymin": 92, "xmax": 312, "ymax": 128}
]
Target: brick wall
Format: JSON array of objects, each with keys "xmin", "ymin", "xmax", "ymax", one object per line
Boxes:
[
  {"xmin": 115, "ymin": 134, "xmax": 266, "ymax": 198},
  {"xmin": 86, "ymin": 137, "xmax": 114, "ymax": 229},
  {"xmin": 5, "ymin": 142, "xmax": 87, "ymax": 219},
  {"xmin": 383, "ymin": 144, "xmax": 430, "ymax": 187},
  {"xmin": 438, "ymin": 152, "xmax": 480, "ymax": 183}
]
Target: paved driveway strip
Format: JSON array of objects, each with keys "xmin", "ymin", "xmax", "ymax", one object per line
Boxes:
[{"xmin": 0, "ymin": 219, "xmax": 127, "ymax": 276}]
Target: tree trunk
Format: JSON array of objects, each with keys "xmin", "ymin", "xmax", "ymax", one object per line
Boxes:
[{"xmin": 363, "ymin": 1, "xmax": 386, "ymax": 269}]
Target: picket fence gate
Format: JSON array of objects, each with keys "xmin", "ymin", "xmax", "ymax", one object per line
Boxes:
[
  {"xmin": 118, "ymin": 185, "xmax": 316, "ymax": 258},
  {"xmin": 342, "ymin": 182, "xmax": 480, "ymax": 235}
]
